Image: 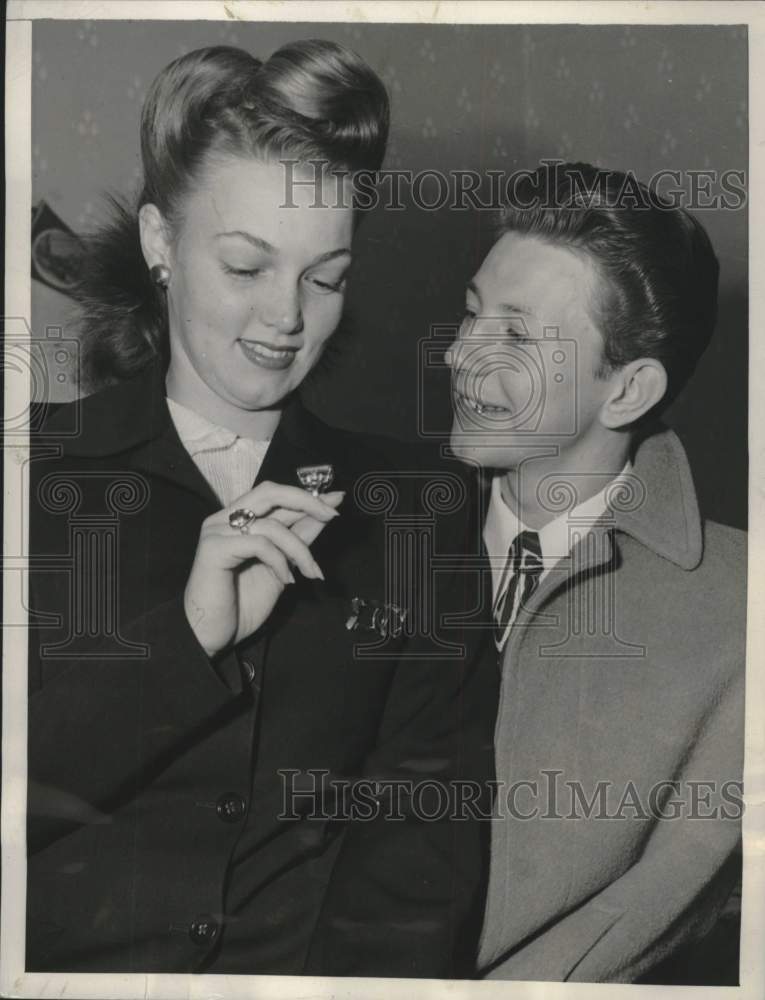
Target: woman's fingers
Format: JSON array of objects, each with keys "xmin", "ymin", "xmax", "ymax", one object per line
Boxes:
[
  {"xmin": 289, "ymin": 513, "xmax": 333, "ymax": 547},
  {"xmin": 268, "ymin": 507, "xmax": 307, "ymax": 528},
  {"xmin": 209, "ymin": 484, "xmax": 345, "ymax": 529},
  {"xmin": 251, "ymin": 518, "xmax": 325, "ymax": 580},
  {"xmin": 211, "ymin": 517, "xmax": 325, "ymax": 581},
  {"xmin": 184, "ymin": 488, "xmax": 342, "ymax": 657},
  {"xmin": 213, "ymin": 531, "xmax": 296, "ymax": 585}
]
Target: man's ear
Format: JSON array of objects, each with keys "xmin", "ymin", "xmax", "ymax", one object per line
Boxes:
[
  {"xmin": 138, "ymin": 203, "xmax": 173, "ymax": 271},
  {"xmin": 599, "ymin": 358, "xmax": 668, "ymax": 429}
]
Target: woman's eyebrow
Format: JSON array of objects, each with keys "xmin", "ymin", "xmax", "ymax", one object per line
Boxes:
[
  {"xmin": 216, "ymin": 230, "xmax": 276, "ymax": 253},
  {"xmin": 215, "ymin": 231, "xmax": 351, "ymax": 266},
  {"xmin": 311, "ymin": 248, "xmax": 352, "ymax": 266}
]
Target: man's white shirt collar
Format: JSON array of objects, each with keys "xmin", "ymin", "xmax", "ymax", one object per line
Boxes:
[{"xmin": 483, "ymin": 461, "xmax": 633, "ymax": 602}]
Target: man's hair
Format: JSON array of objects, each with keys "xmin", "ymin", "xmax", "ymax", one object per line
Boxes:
[{"xmin": 498, "ymin": 161, "xmax": 720, "ymax": 413}]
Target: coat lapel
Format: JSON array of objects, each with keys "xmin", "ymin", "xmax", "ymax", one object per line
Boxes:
[
  {"xmin": 480, "ymin": 422, "xmax": 704, "ymax": 648},
  {"xmin": 47, "ymin": 357, "xmax": 354, "ymax": 512},
  {"xmin": 252, "ymin": 394, "xmax": 354, "ymax": 497},
  {"xmin": 128, "ymin": 421, "xmax": 222, "ymax": 511}
]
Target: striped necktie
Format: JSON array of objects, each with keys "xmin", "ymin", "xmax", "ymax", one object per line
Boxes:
[{"xmin": 493, "ymin": 529, "xmax": 544, "ymax": 649}]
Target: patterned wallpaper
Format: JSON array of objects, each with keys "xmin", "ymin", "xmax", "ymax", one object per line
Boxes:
[{"xmin": 30, "ymin": 20, "xmax": 748, "ymax": 526}]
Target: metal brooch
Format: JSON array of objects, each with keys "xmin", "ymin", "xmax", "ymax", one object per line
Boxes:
[{"xmin": 296, "ymin": 464, "xmax": 335, "ymax": 497}]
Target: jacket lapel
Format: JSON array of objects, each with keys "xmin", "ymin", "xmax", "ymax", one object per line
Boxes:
[
  {"xmin": 43, "ymin": 359, "xmax": 220, "ymax": 510},
  {"xmin": 482, "ymin": 423, "xmax": 704, "ymax": 658},
  {"xmin": 48, "ymin": 358, "xmax": 353, "ymax": 512},
  {"xmin": 128, "ymin": 421, "xmax": 222, "ymax": 511},
  {"xmin": 252, "ymin": 394, "xmax": 353, "ymax": 496}
]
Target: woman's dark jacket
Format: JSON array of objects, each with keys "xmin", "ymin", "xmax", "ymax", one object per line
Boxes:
[{"xmin": 25, "ymin": 358, "xmax": 498, "ymax": 976}]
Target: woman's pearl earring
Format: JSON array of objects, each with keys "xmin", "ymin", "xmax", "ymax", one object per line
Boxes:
[{"xmin": 150, "ymin": 263, "xmax": 171, "ymax": 288}]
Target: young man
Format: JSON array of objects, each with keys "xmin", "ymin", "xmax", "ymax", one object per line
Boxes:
[{"xmin": 447, "ymin": 162, "xmax": 745, "ymax": 983}]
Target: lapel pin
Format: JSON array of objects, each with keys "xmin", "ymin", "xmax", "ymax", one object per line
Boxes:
[
  {"xmin": 296, "ymin": 464, "xmax": 335, "ymax": 497},
  {"xmin": 346, "ymin": 597, "xmax": 408, "ymax": 639}
]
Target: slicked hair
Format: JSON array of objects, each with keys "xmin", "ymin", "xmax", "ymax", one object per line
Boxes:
[{"xmin": 497, "ymin": 161, "xmax": 720, "ymax": 413}]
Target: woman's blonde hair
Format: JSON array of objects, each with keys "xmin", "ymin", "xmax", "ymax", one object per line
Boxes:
[{"xmin": 74, "ymin": 41, "xmax": 389, "ymax": 390}]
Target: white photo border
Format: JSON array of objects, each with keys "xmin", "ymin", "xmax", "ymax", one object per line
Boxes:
[{"xmin": 3, "ymin": 2, "xmax": 763, "ymax": 999}]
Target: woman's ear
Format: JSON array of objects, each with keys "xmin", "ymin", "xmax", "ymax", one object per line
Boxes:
[
  {"xmin": 138, "ymin": 203, "xmax": 173, "ymax": 272},
  {"xmin": 600, "ymin": 358, "xmax": 668, "ymax": 429}
]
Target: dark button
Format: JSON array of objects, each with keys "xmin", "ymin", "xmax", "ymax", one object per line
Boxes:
[
  {"xmin": 241, "ymin": 659, "xmax": 257, "ymax": 684},
  {"xmin": 216, "ymin": 792, "xmax": 246, "ymax": 823},
  {"xmin": 188, "ymin": 913, "xmax": 220, "ymax": 947}
]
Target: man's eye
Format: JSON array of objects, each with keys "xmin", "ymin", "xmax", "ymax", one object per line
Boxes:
[{"xmin": 504, "ymin": 323, "xmax": 533, "ymax": 341}]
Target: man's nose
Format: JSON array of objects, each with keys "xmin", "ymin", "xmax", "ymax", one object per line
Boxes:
[
  {"xmin": 446, "ymin": 313, "xmax": 481, "ymax": 368},
  {"xmin": 446, "ymin": 314, "xmax": 495, "ymax": 368}
]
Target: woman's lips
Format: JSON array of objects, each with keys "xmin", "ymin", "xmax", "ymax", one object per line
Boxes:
[{"xmin": 239, "ymin": 339, "xmax": 298, "ymax": 371}]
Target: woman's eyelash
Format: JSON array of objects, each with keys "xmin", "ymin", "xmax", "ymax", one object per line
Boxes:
[
  {"xmin": 308, "ymin": 276, "xmax": 345, "ymax": 293},
  {"xmin": 222, "ymin": 264, "xmax": 344, "ymax": 292},
  {"xmin": 223, "ymin": 264, "xmax": 261, "ymax": 278}
]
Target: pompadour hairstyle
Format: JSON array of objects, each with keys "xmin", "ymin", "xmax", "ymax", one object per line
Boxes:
[{"xmin": 73, "ymin": 41, "xmax": 389, "ymax": 388}]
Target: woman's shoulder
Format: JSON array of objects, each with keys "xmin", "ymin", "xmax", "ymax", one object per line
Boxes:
[
  {"xmin": 32, "ymin": 364, "xmax": 163, "ymax": 458},
  {"xmin": 302, "ymin": 407, "xmax": 477, "ymax": 530},
  {"xmin": 303, "ymin": 406, "xmax": 464, "ymax": 478}
]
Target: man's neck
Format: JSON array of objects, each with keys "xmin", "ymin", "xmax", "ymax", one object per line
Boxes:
[{"xmin": 499, "ymin": 433, "xmax": 632, "ymax": 530}]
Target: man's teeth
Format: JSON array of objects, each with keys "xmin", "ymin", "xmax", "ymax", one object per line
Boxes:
[{"xmin": 460, "ymin": 394, "xmax": 509, "ymax": 414}]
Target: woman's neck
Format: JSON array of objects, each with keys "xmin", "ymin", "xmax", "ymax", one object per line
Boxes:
[{"xmin": 165, "ymin": 362, "xmax": 282, "ymax": 440}]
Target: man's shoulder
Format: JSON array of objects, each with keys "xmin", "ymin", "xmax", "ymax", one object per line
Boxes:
[
  {"xmin": 614, "ymin": 514, "xmax": 746, "ymax": 665},
  {"xmin": 702, "ymin": 518, "xmax": 747, "ymax": 555},
  {"xmin": 696, "ymin": 518, "xmax": 747, "ymax": 601},
  {"xmin": 674, "ymin": 518, "xmax": 747, "ymax": 666},
  {"xmin": 699, "ymin": 518, "xmax": 747, "ymax": 581}
]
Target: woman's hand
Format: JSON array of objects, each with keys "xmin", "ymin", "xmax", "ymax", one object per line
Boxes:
[{"xmin": 184, "ymin": 481, "xmax": 344, "ymax": 658}]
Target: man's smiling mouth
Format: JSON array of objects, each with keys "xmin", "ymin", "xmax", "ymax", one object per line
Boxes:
[{"xmin": 454, "ymin": 391, "xmax": 513, "ymax": 416}]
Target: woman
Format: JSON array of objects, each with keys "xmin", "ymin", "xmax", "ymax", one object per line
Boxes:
[{"xmin": 26, "ymin": 41, "xmax": 497, "ymax": 977}]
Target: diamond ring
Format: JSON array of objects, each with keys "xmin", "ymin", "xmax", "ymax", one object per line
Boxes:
[{"xmin": 228, "ymin": 508, "xmax": 257, "ymax": 533}]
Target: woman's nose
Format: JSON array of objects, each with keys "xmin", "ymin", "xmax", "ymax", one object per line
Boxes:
[{"xmin": 258, "ymin": 282, "xmax": 304, "ymax": 335}]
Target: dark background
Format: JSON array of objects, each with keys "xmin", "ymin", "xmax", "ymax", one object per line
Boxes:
[{"xmin": 31, "ymin": 20, "xmax": 748, "ymax": 529}]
